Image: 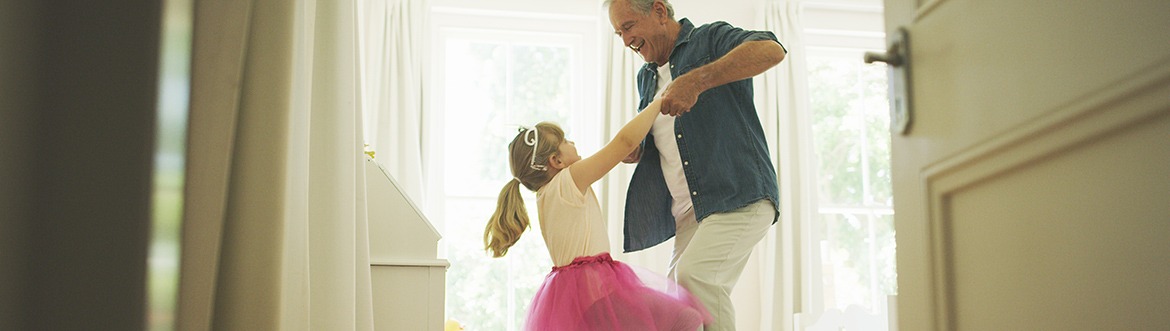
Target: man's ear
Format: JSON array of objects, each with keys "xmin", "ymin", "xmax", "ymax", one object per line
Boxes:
[{"xmin": 548, "ymin": 154, "xmax": 567, "ymax": 170}]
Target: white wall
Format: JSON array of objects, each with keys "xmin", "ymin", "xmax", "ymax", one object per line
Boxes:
[
  {"xmin": 673, "ymin": 0, "xmax": 762, "ymax": 30},
  {"xmin": 431, "ymin": 0, "xmax": 605, "ymax": 16},
  {"xmin": 430, "ymin": 0, "xmax": 880, "ymax": 43},
  {"xmin": 429, "ymin": 0, "xmax": 764, "ymax": 34}
]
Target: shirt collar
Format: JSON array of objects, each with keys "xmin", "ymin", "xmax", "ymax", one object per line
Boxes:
[
  {"xmin": 645, "ymin": 18, "xmax": 694, "ymax": 72},
  {"xmin": 673, "ymin": 18, "xmax": 695, "ymax": 51}
]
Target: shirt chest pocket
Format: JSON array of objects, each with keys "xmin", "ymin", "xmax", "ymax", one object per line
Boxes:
[{"xmin": 674, "ymin": 55, "xmax": 710, "ymax": 77}]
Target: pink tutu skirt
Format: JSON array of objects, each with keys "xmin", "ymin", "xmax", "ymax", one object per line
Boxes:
[{"xmin": 525, "ymin": 252, "xmax": 711, "ymax": 331}]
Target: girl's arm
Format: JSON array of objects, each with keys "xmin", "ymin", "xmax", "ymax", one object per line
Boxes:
[
  {"xmin": 569, "ymin": 98, "xmax": 662, "ymax": 192},
  {"xmin": 621, "ymin": 145, "xmax": 642, "ymax": 164}
]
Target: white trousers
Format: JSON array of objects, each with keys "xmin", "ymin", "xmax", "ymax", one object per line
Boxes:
[{"xmin": 668, "ymin": 199, "xmax": 773, "ymax": 331}]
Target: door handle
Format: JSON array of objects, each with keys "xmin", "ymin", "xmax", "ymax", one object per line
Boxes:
[
  {"xmin": 864, "ymin": 27, "xmax": 912, "ymax": 135},
  {"xmin": 864, "ymin": 38, "xmax": 905, "ymax": 67}
]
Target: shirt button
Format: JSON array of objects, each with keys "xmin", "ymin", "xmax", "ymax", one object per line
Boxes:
[
  {"xmin": 676, "ymin": 134, "xmax": 682, "ymax": 139},
  {"xmin": 683, "ymin": 161, "xmax": 689, "ymax": 166},
  {"xmin": 691, "ymin": 191, "xmax": 698, "ymax": 196}
]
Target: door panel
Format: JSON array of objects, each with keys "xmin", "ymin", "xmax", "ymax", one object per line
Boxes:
[
  {"xmin": 946, "ymin": 113, "xmax": 1170, "ymax": 330},
  {"xmin": 910, "ymin": 0, "xmax": 1170, "ymax": 155},
  {"xmin": 884, "ymin": 0, "xmax": 1170, "ymax": 329}
]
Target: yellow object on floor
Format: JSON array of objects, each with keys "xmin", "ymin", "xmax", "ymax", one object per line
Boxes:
[{"xmin": 444, "ymin": 319, "xmax": 464, "ymax": 331}]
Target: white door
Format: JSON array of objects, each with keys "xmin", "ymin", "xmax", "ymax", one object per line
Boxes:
[{"xmin": 881, "ymin": 0, "xmax": 1170, "ymax": 330}]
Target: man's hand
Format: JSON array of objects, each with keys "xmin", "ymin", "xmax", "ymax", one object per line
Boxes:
[
  {"xmin": 659, "ymin": 74, "xmax": 702, "ymax": 117},
  {"xmin": 656, "ymin": 40, "xmax": 785, "ymax": 117}
]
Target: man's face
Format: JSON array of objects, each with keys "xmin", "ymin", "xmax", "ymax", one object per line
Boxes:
[{"xmin": 608, "ymin": 0, "xmax": 672, "ymax": 65}]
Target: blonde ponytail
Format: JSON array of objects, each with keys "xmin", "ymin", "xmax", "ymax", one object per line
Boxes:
[
  {"xmin": 484, "ymin": 122, "xmax": 566, "ymax": 257},
  {"xmin": 484, "ymin": 178, "xmax": 530, "ymax": 258}
]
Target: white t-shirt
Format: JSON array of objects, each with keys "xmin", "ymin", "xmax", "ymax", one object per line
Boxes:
[
  {"xmin": 650, "ymin": 62, "xmax": 695, "ymax": 222},
  {"xmin": 536, "ymin": 167, "xmax": 609, "ymax": 267}
]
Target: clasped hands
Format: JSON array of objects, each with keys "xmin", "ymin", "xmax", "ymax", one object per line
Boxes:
[{"xmin": 657, "ymin": 73, "xmax": 702, "ymax": 117}]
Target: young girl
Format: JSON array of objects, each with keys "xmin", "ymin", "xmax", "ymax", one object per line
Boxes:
[{"xmin": 484, "ymin": 98, "xmax": 711, "ymax": 331}]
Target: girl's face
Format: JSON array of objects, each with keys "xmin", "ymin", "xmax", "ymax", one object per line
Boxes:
[{"xmin": 556, "ymin": 140, "xmax": 581, "ymax": 166}]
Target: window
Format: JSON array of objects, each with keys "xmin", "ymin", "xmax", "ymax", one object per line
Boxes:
[
  {"xmin": 426, "ymin": 8, "xmax": 600, "ymax": 330},
  {"xmin": 149, "ymin": 0, "xmax": 191, "ymax": 329},
  {"xmin": 808, "ymin": 48, "xmax": 896, "ymax": 310},
  {"xmin": 801, "ymin": 0, "xmax": 896, "ymax": 326}
]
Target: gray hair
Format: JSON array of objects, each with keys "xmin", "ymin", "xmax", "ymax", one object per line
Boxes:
[{"xmin": 604, "ymin": 0, "xmax": 675, "ymax": 20}]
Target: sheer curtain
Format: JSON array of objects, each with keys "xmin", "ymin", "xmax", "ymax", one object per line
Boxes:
[
  {"xmin": 176, "ymin": 0, "xmax": 375, "ymax": 330},
  {"xmin": 758, "ymin": 0, "xmax": 816, "ymax": 330},
  {"xmin": 357, "ymin": 0, "xmax": 427, "ymax": 204}
]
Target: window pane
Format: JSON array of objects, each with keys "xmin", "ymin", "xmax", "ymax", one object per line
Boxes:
[
  {"xmin": 510, "ymin": 44, "xmax": 572, "ymax": 121},
  {"xmin": 150, "ymin": 0, "xmax": 191, "ymax": 329},
  {"xmin": 443, "ymin": 196, "xmax": 550, "ymax": 330},
  {"xmin": 809, "ymin": 56, "xmax": 865, "ymax": 206},
  {"xmin": 808, "ymin": 54, "xmax": 892, "ymax": 208},
  {"xmin": 861, "ymin": 63, "xmax": 892, "ymax": 206},
  {"xmin": 443, "ymin": 40, "xmax": 572, "ymax": 198},
  {"xmin": 816, "ymin": 212, "xmax": 897, "ymax": 311}
]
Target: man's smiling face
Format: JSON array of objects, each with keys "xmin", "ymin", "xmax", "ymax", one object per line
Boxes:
[{"xmin": 608, "ymin": 0, "xmax": 673, "ymax": 65}]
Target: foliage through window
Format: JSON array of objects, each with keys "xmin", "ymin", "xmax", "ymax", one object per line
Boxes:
[{"xmin": 807, "ymin": 47, "xmax": 897, "ymax": 319}]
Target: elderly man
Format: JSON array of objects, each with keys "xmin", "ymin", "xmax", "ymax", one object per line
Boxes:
[{"xmin": 606, "ymin": 0, "xmax": 787, "ymax": 329}]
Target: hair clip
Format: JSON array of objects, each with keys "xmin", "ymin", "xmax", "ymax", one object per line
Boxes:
[{"xmin": 523, "ymin": 127, "xmax": 547, "ymax": 171}]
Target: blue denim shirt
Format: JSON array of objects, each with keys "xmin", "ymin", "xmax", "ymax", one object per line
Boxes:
[{"xmin": 623, "ymin": 18, "xmax": 783, "ymax": 253}]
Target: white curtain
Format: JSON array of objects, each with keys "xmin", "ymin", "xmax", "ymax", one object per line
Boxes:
[
  {"xmin": 758, "ymin": 0, "xmax": 815, "ymax": 330},
  {"xmin": 357, "ymin": 0, "xmax": 427, "ymax": 205},
  {"xmin": 176, "ymin": 0, "xmax": 375, "ymax": 330}
]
